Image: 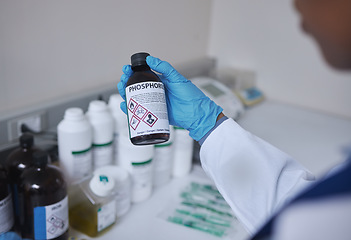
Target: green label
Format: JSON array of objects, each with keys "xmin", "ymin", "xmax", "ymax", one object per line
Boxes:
[
  {"xmin": 131, "ymin": 158, "xmax": 152, "ymax": 166},
  {"xmin": 93, "ymin": 141, "xmax": 113, "ymax": 147},
  {"xmin": 72, "ymin": 146, "xmax": 92, "ymax": 155},
  {"xmin": 155, "ymin": 142, "xmax": 172, "ymax": 148}
]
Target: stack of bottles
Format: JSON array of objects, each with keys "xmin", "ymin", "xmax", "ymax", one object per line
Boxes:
[
  {"xmin": 0, "ymin": 104, "xmax": 195, "ymax": 240},
  {"xmin": 57, "ymin": 93, "xmax": 196, "ymax": 237},
  {"xmin": 1, "ymin": 133, "xmax": 69, "ymax": 239},
  {"xmin": 0, "ymin": 94, "xmax": 196, "ymax": 239}
]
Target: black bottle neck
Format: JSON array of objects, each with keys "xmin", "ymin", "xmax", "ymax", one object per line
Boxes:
[{"xmin": 131, "ymin": 64, "xmax": 150, "ymax": 72}]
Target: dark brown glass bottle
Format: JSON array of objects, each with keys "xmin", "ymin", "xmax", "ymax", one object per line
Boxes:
[
  {"xmin": 19, "ymin": 151, "xmax": 68, "ymax": 240},
  {"xmin": 5, "ymin": 133, "xmax": 41, "ymax": 233},
  {"xmin": 0, "ymin": 163, "xmax": 15, "ymax": 235},
  {"xmin": 126, "ymin": 52, "xmax": 170, "ymax": 145}
]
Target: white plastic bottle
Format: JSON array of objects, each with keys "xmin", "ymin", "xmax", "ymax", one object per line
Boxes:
[
  {"xmin": 153, "ymin": 126, "xmax": 175, "ymax": 187},
  {"xmin": 117, "ymin": 130, "xmax": 154, "ymax": 203},
  {"xmin": 86, "ymin": 100, "xmax": 114, "ymax": 170},
  {"xmin": 172, "ymin": 127, "xmax": 194, "ymax": 177},
  {"xmin": 57, "ymin": 108, "xmax": 93, "ymax": 183},
  {"xmin": 69, "ymin": 172, "xmax": 117, "ymax": 237},
  {"xmin": 94, "ymin": 165, "xmax": 131, "ymax": 217},
  {"xmin": 108, "ymin": 94, "xmax": 126, "ymax": 164}
]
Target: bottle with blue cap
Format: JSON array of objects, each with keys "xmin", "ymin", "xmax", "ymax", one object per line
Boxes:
[{"xmin": 68, "ymin": 172, "xmax": 117, "ymax": 237}]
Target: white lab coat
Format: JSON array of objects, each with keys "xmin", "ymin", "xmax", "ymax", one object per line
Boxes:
[{"xmin": 200, "ymin": 118, "xmax": 315, "ymax": 235}]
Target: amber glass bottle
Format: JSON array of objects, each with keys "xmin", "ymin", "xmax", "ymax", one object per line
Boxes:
[
  {"xmin": 0, "ymin": 163, "xmax": 14, "ymax": 235},
  {"xmin": 19, "ymin": 151, "xmax": 68, "ymax": 240},
  {"xmin": 5, "ymin": 133, "xmax": 41, "ymax": 232},
  {"xmin": 125, "ymin": 52, "xmax": 170, "ymax": 145}
]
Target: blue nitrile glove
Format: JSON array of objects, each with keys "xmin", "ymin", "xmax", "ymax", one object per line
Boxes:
[
  {"xmin": 117, "ymin": 56, "xmax": 223, "ymax": 141},
  {"xmin": 0, "ymin": 232, "xmax": 22, "ymax": 240}
]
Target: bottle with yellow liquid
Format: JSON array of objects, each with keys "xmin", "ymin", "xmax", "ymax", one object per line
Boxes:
[{"xmin": 69, "ymin": 172, "xmax": 117, "ymax": 237}]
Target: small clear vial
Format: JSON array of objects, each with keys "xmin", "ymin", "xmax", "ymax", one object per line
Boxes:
[{"xmin": 125, "ymin": 52, "xmax": 170, "ymax": 145}]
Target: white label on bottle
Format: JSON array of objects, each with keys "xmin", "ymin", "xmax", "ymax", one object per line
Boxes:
[
  {"xmin": 33, "ymin": 196, "xmax": 68, "ymax": 240},
  {"xmin": 93, "ymin": 141, "xmax": 113, "ymax": 169},
  {"xmin": 113, "ymin": 133, "xmax": 119, "ymax": 163},
  {"xmin": 154, "ymin": 143, "xmax": 173, "ymax": 171},
  {"xmin": 115, "ymin": 183, "xmax": 131, "ymax": 216},
  {"xmin": 97, "ymin": 200, "xmax": 116, "ymax": 232},
  {"xmin": 131, "ymin": 159, "xmax": 153, "ymax": 191},
  {"xmin": 0, "ymin": 194, "xmax": 14, "ymax": 234},
  {"xmin": 72, "ymin": 147, "xmax": 92, "ymax": 179},
  {"xmin": 125, "ymin": 81, "xmax": 169, "ymax": 138}
]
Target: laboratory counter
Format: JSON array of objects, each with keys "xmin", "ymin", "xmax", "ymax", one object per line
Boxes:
[
  {"xmin": 69, "ymin": 165, "xmax": 249, "ymax": 240},
  {"xmin": 70, "ymin": 100, "xmax": 351, "ymax": 240}
]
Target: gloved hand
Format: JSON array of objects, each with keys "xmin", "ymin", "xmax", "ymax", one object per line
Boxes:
[
  {"xmin": 117, "ymin": 55, "xmax": 223, "ymax": 141},
  {"xmin": 0, "ymin": 232, "xmax": 21, "ymax": 240}
]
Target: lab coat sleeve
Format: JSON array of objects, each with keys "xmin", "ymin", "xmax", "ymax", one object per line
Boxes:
[{"xmin": 199, "ymin": 118, "xmax": 315, "ymax": 235}]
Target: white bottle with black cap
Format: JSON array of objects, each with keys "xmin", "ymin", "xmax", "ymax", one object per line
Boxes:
[
  {"xmin": 57, "ymin": 107, "xmax": 93, "ymax": 183},
  {"xmin": 86, "ymin": 100, "xmax": 114, "ymax": 169}
]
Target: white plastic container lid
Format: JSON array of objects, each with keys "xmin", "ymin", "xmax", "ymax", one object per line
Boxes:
[
  {"xmin": 89, "ymin": 173, "xmax": 115, "ymax": 197},
  {"xmin": 64, "ymin": 108, "xmax": 85, "ymax": 121},
  {"xmin": 94, "ymin": 166, "xmax": 130, "ymax": 188},
  {"xmin": 94, "ymin": 166, "xmax": 131, "ymax": 216},
  {"xmin": 88, "ymin": 100, "xmax": 108, "ymax": 112},
  {"xmin": 108, "ymin": 94, "xmax": 123, "ymax": 110}
]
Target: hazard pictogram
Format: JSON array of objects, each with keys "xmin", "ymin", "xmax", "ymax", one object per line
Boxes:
[
  {"xmin": 130, "ymin": 115, "xmax": 141, "ymax": 130},
  {"xmin": 47, "ymin": 214, "xmax": 65, "ymax": 234},
  {"xmin": 134, "ymin": 105, "xmax": 148, "ymax": 120},
  {"xmin": 143, "ymin": 112, "xmax": 158, "ymax": 127},
  {"xmin": 128, "ymin": 99, "xmax": 138, "ymax": 113},
  {"xmin": 128, "ymin": 98, "xmax": 158, "ymax": 130}
]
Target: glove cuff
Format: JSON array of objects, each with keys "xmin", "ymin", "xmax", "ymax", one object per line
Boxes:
[{"xmin": 188, "ymin": 101, "xmax": 223, "ymax": 141}]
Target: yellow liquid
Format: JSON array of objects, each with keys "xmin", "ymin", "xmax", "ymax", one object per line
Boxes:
[{"xmin": 69, "ymin": 199, "xmax": 115, "ymax": 237}]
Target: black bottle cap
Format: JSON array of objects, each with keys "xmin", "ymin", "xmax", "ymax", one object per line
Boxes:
[
  {"xmin": 20, "ymin": 133, "xmax": 34, "ymax": 148},
  {"xmin": 32, "ymin": 151, "xmax": 48, "ymax": 167},
  {"xmin": 131, "ymin": 52, "xmax": 150, "ymax": 68}
]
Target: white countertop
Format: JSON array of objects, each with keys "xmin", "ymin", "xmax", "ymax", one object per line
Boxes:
[
  {"xmin": 69, "ymin": 100, "xmax": 351, "ymax": 240},
  {"xmin": 237, "ymin": 100, "xmax": 351, "ymax": 177},
  {"xmin": 69, "ymin": 165, "xmax": 249, "ymax": 240}
]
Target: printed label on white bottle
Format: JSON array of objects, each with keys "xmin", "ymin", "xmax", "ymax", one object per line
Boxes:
[
  {"xmin": 33, "ymin": 196, "xmax": 68, "ymax": 240},
  {"xmin": 93, "ymin": 141, "xmax": 113, "ymax": 169},
  {"xmin": 125, "ymin": 81, "xmax": 169, "ymax": 138},
  {"xmin": 113, "ymin": 133, "xmax": 119, "ymax": 163},
  {"xmin": 0, "ymin": 194, "xmax": 14, "ymax": 233},
  {"xmin": 131, "ymin": 159, "xmax": 153, "ymax": 191},
  {"xmin": 97, "ymin": 200, "xmax": 116, "ymax": 232},
  {"xmin": 154, "ymin": 143, "xmax": 173, "ymax": 171},
  {"xmin": 72, "ymin": 147, "xmax": 93, "ymax": 179}
]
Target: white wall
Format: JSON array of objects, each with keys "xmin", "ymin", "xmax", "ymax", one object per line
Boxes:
[
  {"xmin": 209, "ymin": 0, "xmax": 351, "ymax": 119},
  {"xmin": 0, "ymin": 0, "xmax": 211, "ymax": 115}
]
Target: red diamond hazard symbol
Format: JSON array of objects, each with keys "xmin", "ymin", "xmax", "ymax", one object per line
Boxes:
[
  {"xmin": 134, "ymin": 105, "xmax": 148, "ymax": 120},
  {"xmin": 128, "ymin": 99, "xmax": 138, "ymax": 113},
  {"xmin": 143, "ymin": 112, "xmax": 158, "ymax": 127},
  {"xmin": 130, "ymin": 115, "xmax": 140, "ymax": 130}
]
